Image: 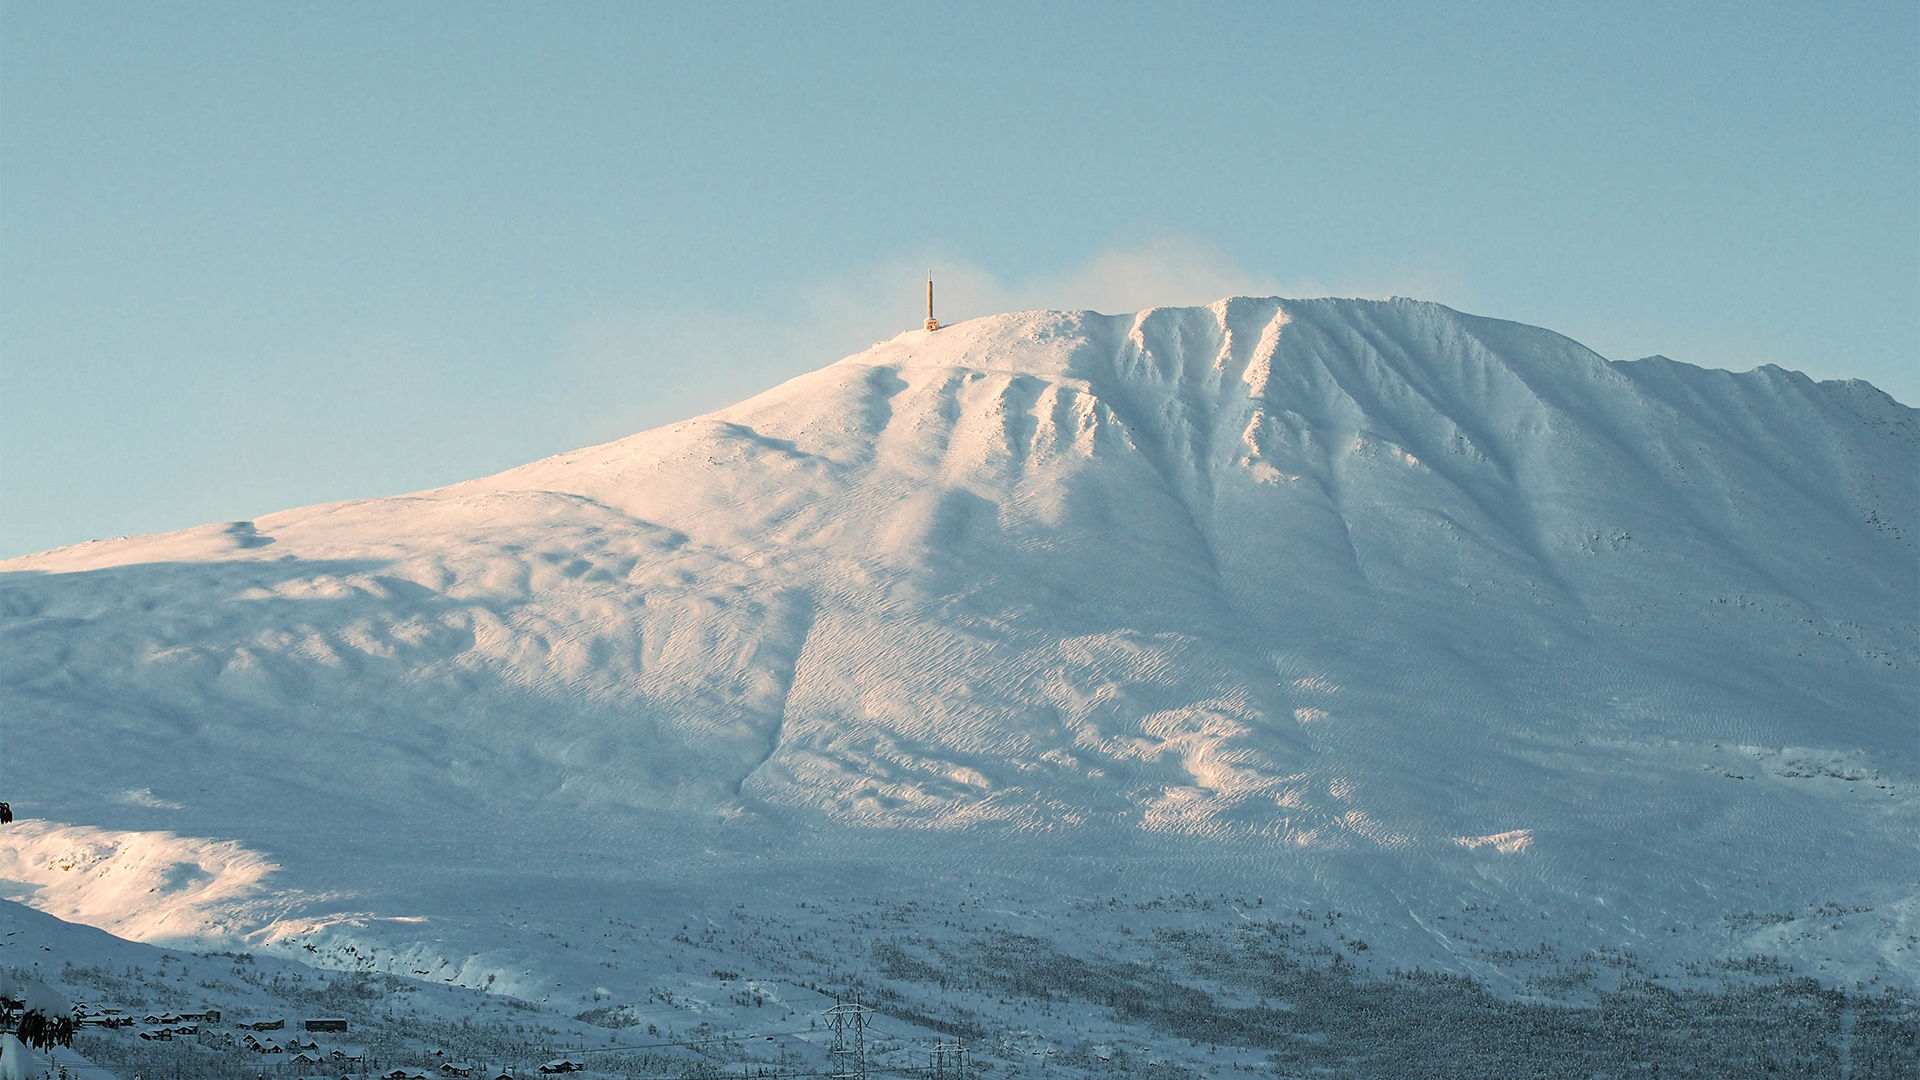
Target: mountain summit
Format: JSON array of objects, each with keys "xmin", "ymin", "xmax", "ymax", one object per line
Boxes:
[{"xmin": 3, "ymin": 297, "xmax": 1914, "ymax": 993}]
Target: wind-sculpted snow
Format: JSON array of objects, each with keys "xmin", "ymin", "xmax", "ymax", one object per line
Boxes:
[{"xmin": 2, "ymin": 297, "xmax": 1914, "ymax": 1000}]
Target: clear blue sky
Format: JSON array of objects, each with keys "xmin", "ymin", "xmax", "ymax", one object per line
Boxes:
[{"xmin": 4, "ymin": 1, "xmax": 1915, "ymax": 558}]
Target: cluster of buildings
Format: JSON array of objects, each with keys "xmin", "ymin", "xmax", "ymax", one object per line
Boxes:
[
  {"xmin": 238, "ymin": 1016, "xmax": 350, "ymax": 1032},
  {"xmin": 379, "ymin": 1065, "xmax": 497, "ymax": 1080},
  {"xmin": 240, "ymin": 1030, "xmax": 361, "ymax": 1062},
  {"xmin": 71, "ymin": 999, "xmax": 219, "ymax": 1022},
  {"xmin": 72, "ymin": 1004, "xmax": 221, "ymax": 1030},
  {"xmin": 111, "ymin": 1009, "xmax": 360, "ymax": 1058}
]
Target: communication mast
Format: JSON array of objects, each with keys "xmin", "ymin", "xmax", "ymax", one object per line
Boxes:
[{"xmin": 925, "ymin": 272, "xmax": 940, "ymax": 331}]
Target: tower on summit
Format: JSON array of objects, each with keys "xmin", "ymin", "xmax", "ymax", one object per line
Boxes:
[{"xmin": 925, "ymin": 272, "xmax": 940, "ymax": 331}]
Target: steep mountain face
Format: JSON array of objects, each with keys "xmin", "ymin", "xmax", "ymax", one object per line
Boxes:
[{"xmin": 2, "ymin": 297, "xmax": 1913, "ymax": 991}]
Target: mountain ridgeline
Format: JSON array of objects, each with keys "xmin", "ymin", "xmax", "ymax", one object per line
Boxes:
[{"xmin": 2, "ymin": 296, "xmax": 1913, "ymax": 997}]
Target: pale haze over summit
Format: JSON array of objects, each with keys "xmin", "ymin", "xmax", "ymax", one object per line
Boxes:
[{"xmin": 1, "ymin": 2, "xmax": 1915, "ymax": 560}]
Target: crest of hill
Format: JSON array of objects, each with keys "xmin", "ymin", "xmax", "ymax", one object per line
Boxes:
[
  {"xmin": 0, "ymin": 295, "xmax": 1913, "ymax": 996},
  {"xmin": 465, "ymin": 295, "xmax": 1912, "ymax": 547}
]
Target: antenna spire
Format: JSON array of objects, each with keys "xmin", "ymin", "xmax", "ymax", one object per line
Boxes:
[{"xmin": 925, "ymin": 271, "xmax": 939, "ymax": 331}]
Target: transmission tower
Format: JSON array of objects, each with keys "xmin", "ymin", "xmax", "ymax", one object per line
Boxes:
[
  {"xmin": 929, "ymin": 1039, "xmax": 968, "ymax": 1080},
  {"xmin": 824, "ymin": 1000, "xmax": 871, "ymax": 1080}
]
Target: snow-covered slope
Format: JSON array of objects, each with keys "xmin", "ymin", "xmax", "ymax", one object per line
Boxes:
[{"xmin": 3, "ymin": 297, "xmax": 1914, "ymax": 1001}]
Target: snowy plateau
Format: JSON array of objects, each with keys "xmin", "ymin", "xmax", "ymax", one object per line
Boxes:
[{"xmin": 1, "ymin": 296, "xmax": 1915, "ymax": 1078}]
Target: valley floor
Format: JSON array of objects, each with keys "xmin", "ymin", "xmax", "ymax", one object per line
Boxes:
[{"xmin": 9, "ymin": 879, "xmax": 1916, "ymax": 1080}]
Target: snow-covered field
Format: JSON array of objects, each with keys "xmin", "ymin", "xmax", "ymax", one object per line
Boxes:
[{"xmin": 3, "ymin": 297, "xmax": 1914, "ymax": 1074}]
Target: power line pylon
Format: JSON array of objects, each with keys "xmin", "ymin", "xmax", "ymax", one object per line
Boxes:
[
  {"xmin": 929, "ymin": 1039, "xmax": 967, "ymax": 1080},
  {"xmin": 824, "ymin": 999, "xmax": 872, "ymax": 1080}
]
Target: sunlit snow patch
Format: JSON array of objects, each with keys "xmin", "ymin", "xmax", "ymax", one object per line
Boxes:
[
  {"xmin": 0, "ymin": 818, "xmax": 290, "ymax": 944},
  {"xmin": 1454, "ymin": 829, "xmax": 1534, "ymax": 854}
]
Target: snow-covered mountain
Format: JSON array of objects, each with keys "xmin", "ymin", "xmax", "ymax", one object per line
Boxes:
[{"xmin": 3, "ymin": 297, "xmax": 1914, "ymax": 1014}]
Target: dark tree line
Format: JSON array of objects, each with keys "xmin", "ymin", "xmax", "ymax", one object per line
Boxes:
[{"xmin": 2, "ymin": 995, "xmax": 76, "ymax": 1052}]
